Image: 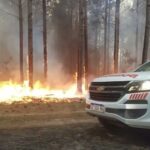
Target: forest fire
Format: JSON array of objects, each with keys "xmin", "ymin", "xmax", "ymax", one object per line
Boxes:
[{"xmin": 0, "ymin": 80, "xmax": 86, "ymax": 104}]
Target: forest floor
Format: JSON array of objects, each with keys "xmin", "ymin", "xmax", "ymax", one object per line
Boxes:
[{"xmin": 0, "ymin": 99, "xmax": 150, "ymax": 150}]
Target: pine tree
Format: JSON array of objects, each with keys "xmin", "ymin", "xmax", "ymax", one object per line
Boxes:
[
  {"xmin": 28, "ymin": 0, "xmax": 33, "ymax": 88},
  {"xmin": 42, "ymin": 0, "xmax": 48, "ymax": 83},
  {"xmin": 19, "ymin": 0, "xmax": 24, "ymax": 84},
  {"xmin": 114, "ymin": 0, "xmax": 120, "ymax": 73}
]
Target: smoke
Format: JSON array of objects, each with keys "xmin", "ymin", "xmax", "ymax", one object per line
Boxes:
[
  {"xmin": 32, "ymin": 0, "xmax": 75, "ymax": 88},
  {"xmin": 0, "ymin": 0, "xmax": 75, "ymax": 89},
  {"xmin": 120, "ymin": 0, "xmax": 146, "ymax": 71},
  {"xmin": 0, "ymin": 0, "xmax": 147, "ymax": 87},
  {"xmin": 0, "ymin": 1, "xmax": 19, "ymax": 81},
  {"xmin": 33, "ymin": 26, "xmax": 73, "ymax": 88},
  {"xmin": 88, "ymin": 0, "xmax": 146, "ymax": 76}
]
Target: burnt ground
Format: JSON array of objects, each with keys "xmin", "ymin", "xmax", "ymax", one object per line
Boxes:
[{"xmin": 0, "ymin": 100, "xmax": 149, "ymax": 150}]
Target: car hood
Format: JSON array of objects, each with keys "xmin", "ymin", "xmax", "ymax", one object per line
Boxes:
[{"xmin": 93, "ymin": 72, "xmax": 150, "ymax": 82}]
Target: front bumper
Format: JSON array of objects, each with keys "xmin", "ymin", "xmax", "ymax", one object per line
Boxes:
[{"xmin": 86, "ymin": 93, "xmax": 150, "ymax": 129}]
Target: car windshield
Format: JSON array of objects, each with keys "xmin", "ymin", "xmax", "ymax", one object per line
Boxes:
[{"xmin": 135, "ymin": 62, "xmax": 150, "ymax": 72}]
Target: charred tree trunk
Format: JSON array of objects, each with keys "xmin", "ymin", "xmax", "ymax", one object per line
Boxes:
[
  {"xmin": 114, "ymin": 0, "xmax": 120, "ymax": 73},
  {"xmin": 77, "ymin": 0, "xmax": 88, "ymax": 93},
  {"xmin": 19, "ymin": 0, "xmax": 24, "ymax": 84},
  {"xmin": 142, "ymin": 0, "xmax": 150, "ymax": 63},
  {"xmin": 77, "ymin": 0, "xmax": 84, "ymax": 93},
  {"xmin": 28, "ymin": 0, "xmax": 33, "ymax": 88},
  {"xmin": 83, "ymin": 0, "xmax": 88, "ymax": 90},
  {"xmin": 104, "ymin": 0, "xmax": 108, "ymax": 74},
  {"xmin": 42, "ymin": 0, "xmax": 48, "ymax": 83}
]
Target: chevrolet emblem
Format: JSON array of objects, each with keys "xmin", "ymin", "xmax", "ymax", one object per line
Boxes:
[{"xmin": 97, "ymin": 86, "xmax": 105, "ymax": 91}]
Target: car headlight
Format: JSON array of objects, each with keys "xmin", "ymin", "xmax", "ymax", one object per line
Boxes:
[{"xmin": 128, "ymin": 81, "xmax": 150, "ymax": 92}]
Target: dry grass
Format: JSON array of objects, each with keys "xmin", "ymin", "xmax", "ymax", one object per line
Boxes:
[{"xmin": 0, "ymin": 98, "xmax": 87, "ymax": 129}]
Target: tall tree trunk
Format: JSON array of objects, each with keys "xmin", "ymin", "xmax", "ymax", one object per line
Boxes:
[
  {"xmin": 96, "ymin": 0, "xmax": 102, "ymax": 76},
  {"xmin": 142, "ymin": 0, "xmax": 150, "ymax": 63},
  {"xmin": 114, "ymin": 0, "xmax": 120, "ymax": 73},
  {"xmin": 107, "ymin": 0, "xmax": 111, "ymax": 73},
  {"xmin": 19, "ymin": 0, "xmax": 24, "ymax": 84},
  {"xmin": 135, "ymin": 0, "xmax": 139, "ymax": 65},
  {"xmin": 77, "ymin": 0, "xmax": 83, "ymax": 93},
  {"xmin": 83, "ymin": 0, "xmax": 88, "ymax": 90},
  {"xmin": 77, "ymin": 0, "xmax": 84, "ymax": 93},
  {"xmin": 74, "ymin": 3, "xmax": 79, "ymax": 83},
  {"xmin": 28, "ymin": 0, "xmax": 33, "ymax": 88},
  {"xmin": 68, "ymin": 0, "xmax": 74, "ymax": 76},
  {"xmin": 95, "ymin": 24, "xmax": 99, "ymax": 75},
  {"xmin": 97, "ymin": 25, "xmax": 102, "ymax": 75},
  {"xmin": 77, "ymin": 0, "xmax": 88, "ymax": 93},
  {"xmin": 104, "ymin": 0, "xmax": 108, "ymax": 74},
  {"xmin": 42, "ymin": 0, "xmax": 48, "ymax": 83}
]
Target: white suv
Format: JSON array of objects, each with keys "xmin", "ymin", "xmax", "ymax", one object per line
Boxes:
[{"xmin": 86, "ymin": 62, "xmax": 150, "ymax": 129}]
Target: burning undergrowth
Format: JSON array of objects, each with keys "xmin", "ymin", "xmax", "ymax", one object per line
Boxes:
[{"xmin": 0, "ymin": 80, "xmax": 86, "ymax": 104}]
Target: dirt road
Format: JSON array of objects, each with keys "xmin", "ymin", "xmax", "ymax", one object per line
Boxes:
[
  {"xmin": 0, "ymin": 113, "xmax": 150, "ymax": 150},
  {"xmin": 0, "ymin": 101, "xmax": 149, "ymax": 150}
]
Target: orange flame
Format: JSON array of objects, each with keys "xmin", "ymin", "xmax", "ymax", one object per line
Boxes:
[{"xmin": 0, "ymin": 80, "xmax": 86, "ymax": 104}]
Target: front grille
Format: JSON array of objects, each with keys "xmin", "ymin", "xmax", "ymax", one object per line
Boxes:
[
  {"xmin": 91, "ymin": 81, "xmax": 130, "ymax": 86},
  {"xmin": 90, "ymin": 92, "xmax": 122, "ymax": 102},
  {"xmin": 89, "ymin": 81, "xmax": 130, "ymax": 102}
]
